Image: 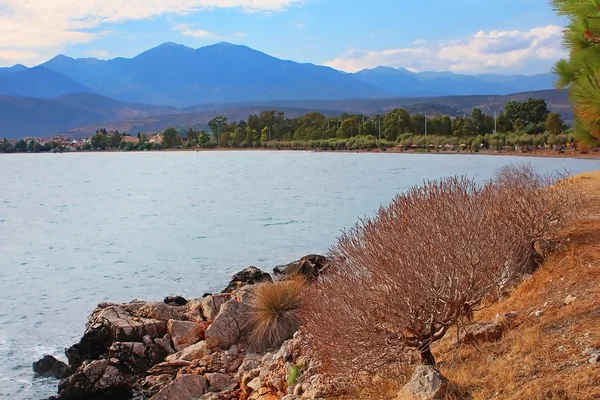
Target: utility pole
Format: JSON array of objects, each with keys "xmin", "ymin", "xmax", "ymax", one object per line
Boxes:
[
  {"xmin": 378, "ymin": 116, "xmax": 381, "ymax": 140},
  {"xmin": 269, "ymin": 126, "xmax": 271, "ymax": 141},
  {"xmin": 494, "ymin": 111, "xmax": 497, "ymax": 134},
  {"xmin": 425, "ymin": 115, "xmax": 428, "ymax": 136}
]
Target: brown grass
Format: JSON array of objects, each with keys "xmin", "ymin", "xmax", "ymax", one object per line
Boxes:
[
  {"xmin": 246, "ymin": 277, "xmax": 305, "ymax": 352},
  {"xmin": 331, "ymin": 170, "xmax": 600, "ymax": 400}
]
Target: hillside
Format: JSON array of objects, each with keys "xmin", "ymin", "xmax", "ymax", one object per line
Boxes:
[
  {"xmin": 0, "ymin": 67, "xmax": 93, "ymax": 98},
  {"xmin": 0, "ymin": 94, "xmax": 176, "ymax": 137}
]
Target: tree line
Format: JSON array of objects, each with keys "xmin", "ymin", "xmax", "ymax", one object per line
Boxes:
[{"xmin": 1, "ymin": 98, "xmax": 575, "ymax": 153}]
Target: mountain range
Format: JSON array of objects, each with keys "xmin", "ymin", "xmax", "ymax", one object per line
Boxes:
[{"xmin": 0, "ymin": 42, "xmax": 557, "ymax": 108}]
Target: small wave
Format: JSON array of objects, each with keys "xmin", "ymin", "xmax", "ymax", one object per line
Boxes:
[{"xmin": 263, "ymin": 220, "xmax": 299, "ymax": 227}]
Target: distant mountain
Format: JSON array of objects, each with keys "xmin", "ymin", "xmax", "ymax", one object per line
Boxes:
[
  {"xmin": 0, "ymin": 66, "xmax": 93, "ymax": 98},
  {"xmin": 0, "ymin": 93, "xmax": 176, "ymax": 137},
  {"xmin": 0, "ymin": 42, "xmax": 559, "ymax": 107},
  {"xmin": 353, "ymin": 67, "xmax": 556, "ymax": 96},
  {"xmin": 38, "ymin": 42, "xmax": 389, "ymax": 106}
]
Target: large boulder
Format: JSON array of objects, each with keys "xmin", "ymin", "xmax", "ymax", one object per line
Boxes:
[
  {"xmin": 149, "ymin": 374, "xmax": 207, "ymax": 400},
  {"xmin": 205, "ymin": 298, "xmax": 250, "ymax": 349},
  {"xmin": 273, "ymin": 255, "xmax": 329, "ymax": 280},
  {"xmin": 396, "ymin": 365, "xmax": 448, "ymax": 400},
  {"xmin": 32, "ymin": 355, "xmax": 70, "ymax": 379},
  {"xmin": 461, "ymin": 322, "xmax": 506, "ymax": 345},
  {"xmin": 205, "ymin": 372, "xmax": 237, "ymax": 392},
  {"xmin": 221, "ymin": 267, "xmax": 272, "ymax": 293},
  {"xmin": 164, "ymin": 296, "xmax": 188, "ymax": 306},
  {"xmin": 166, "ymin": 341, "xmax": 209, "ymax": 362},
  {"xmin": 57, "ymin": 360, "xmax": 129, "ymax": 400},
  {"xmin": 168, "ymin": 320, "xmax": 208, "ymax": 351},
  {"xmin": 199, "ymin": 294, "xmax": 233, "ymax": 322},
  {"xmin": 136, "ymin": 302, "xmax": 190, "ymax": 322}
]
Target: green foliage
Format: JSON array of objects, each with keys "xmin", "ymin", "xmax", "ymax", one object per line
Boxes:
[
  {"xmin": 162, "ymin": 127, "xmax": 181, "ymax": 148},
  {"xmin": 287, "ymin": 365, "xmax": 301, "ymax": 387}
]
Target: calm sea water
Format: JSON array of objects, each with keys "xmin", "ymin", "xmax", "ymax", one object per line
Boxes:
[{"xmin": 1, "ymin": 151, "xmax": 599, "ymax": 399}]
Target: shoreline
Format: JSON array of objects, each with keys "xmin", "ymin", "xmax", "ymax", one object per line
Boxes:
[{"xmin": 4, "ymin": 147, "xmax": 600, "ymax": 160}]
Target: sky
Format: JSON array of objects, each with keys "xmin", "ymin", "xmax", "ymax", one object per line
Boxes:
[{"xmin": 0, "ymin": 0, "xmax": 567, "ymax": 75}]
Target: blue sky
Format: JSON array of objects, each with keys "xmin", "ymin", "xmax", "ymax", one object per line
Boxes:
[{"xmin": 0, "ymin": 0, "xmax": 566, "ymax": 74}]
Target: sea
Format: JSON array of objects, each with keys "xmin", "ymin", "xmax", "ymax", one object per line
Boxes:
[{"xmin": 1, "ymin": 151, "xmax": 599, "ymax": 399}]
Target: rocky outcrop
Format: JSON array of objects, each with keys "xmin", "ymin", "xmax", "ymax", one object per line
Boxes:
[
  {"xmin": 273, "ymin": 254, "xmax": 329, "ymax": 279},
  {"xmin": 461, "ymin": 322, "xmax": 506, "ymax": 345},
  {"xmin": 33, "ymin": 355, "xmax": 70, "ymax": 379},
  {"xmin": 57, "ymin": 360, "xmax": 129, "ymax": 400},
  {"xmin": 41, "ymin": 259, "xmax": 331, "ymax": 400},
  {"xmin": 221, "ymin": 267, "xmax": 272, "ymax": 293},
  {"xmin": 397, "ymin": 365, "xmax": 448, "ymax": 400}
]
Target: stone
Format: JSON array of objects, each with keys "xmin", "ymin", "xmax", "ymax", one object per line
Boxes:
[
  {"xmin": 32, "ymin": 355, "xmax": 70, "ymax": 379},
  {"xmin": 147, "ymin": 360, "xmax": 192, "ymax": 377},
  {"xmin": 57, "ymin": 360, "xmax": 129, "ymax": 400},
  {"xmin": 168, "ymin": 320, "xmax": 208, "ymax": 351},
  {"xmin": 206, "ymin": 372, "xmax": 237, "ymax": 392},
  {"xmin": 222, "ymin": 267, "xmax": 272, "ymax": 293},
  {"xmin": 461, "ymin": 322, "xmax": 505, "ymax": 345},
  {"xmin": 109, "ymin": 341, "xmax": 167, "ymax": 375},
  {"xmin": 564, "ymin": 294, "xmax": 577, "ymax": 305},
  {"xmin": 166, "ymin": 341, "xmax": 209, "ymax": 362},
  {"xmin": 140, "ymin": 374, "xmax": 173, "ymax": 396},
  {"xmin": 205, "ymin": 299, "xmax": 250, "ymax": 349},
  {"xmin": 136, "ymin": 302, "xmax": 189, "ymax": 321},
  {"xmin": 164, "ymin": 296, "xmax": 188, "ymax": 306},
  {"xmin": 201, "ymin": 294, "xmax": 233, "ymax": 321},
  {"xmin": 65, "ymin": 321, "xmax": 113, "ymax": 368},
  {"xmin": 589, "ymin": 355, "xmax": 600, "ymax": 364},
  {"xmin": 396, "ymin": 365, "xmax": 448, "ymax": 400},
  {"xmin": 273, "ymin": 254, "xmax": 329, "ymax": 280},
  {"xmin": 150, "ymin": 374, "xmax": 207, "ymax": 400}
]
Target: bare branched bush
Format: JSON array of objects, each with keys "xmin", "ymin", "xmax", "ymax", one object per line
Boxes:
[
  {"xmin": 246, "ymin": 277, "xmax": 305, "ymax": 352},
  {"xmin": 495, "ymin": 163, "xmax": 580, "ymax": 272},
  {"xmin": 300, "ymin": 165, "xmax": 577, "ymax": 377}
]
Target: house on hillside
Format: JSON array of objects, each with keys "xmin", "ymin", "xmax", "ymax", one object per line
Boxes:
[
  {"xmin": 149, "ymin": 134, "xmax": 163, "ymax": 144},
  {"xmin": 121, "ymin": 136, "xmax": 140, "ymax": 144}
]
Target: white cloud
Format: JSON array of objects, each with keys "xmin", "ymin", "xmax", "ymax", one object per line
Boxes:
[
  {"xmin": 87, "ymin": 50, "xmax": 112, "ymax": 59},
  {"xmin": 0, "ymin": 0, "xmax": 302, "ymax": 65},
  {"xmin": 171, "ymin": 24, "xmax": 247, "ymax": 40},
  {"xmin": 326, "ymin": 25, "xmax": 566, "ymax": 74}
]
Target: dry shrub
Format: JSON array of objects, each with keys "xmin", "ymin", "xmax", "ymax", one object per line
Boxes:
[
  {"xmin": 246, "ymin": 277, "xmax": 305, "ymax": 352},
  {"xmin": 494, "ymin": 163, "xmax": 580, "ymax": 271},
  {"xmin": 300, "ymin": 165, "xmax": 577, "ymax": 380}
]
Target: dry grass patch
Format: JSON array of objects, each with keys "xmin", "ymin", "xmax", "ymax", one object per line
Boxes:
[{"xmin": 246, "ymin": 277, "xmax": 305, "ymax": 352}]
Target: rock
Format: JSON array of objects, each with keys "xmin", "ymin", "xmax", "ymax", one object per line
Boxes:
[
  {"xmin": 396, "ymin": 365, "xmax": 448, "ymax": 400},
  {"xmin": 206, "ymin": 372, "xmax": 237, "ymax": 392},
  {"xmin": 178, "ymin": 346, "xmax": 244, "ymax": 376},
  {"xmin": 164, "ymin": 296, "xmax": 188, "ymax": 306},
  {"xmin": 461, "ymin": 322, "xmax": 505, "ymax": 345},
  {"xmin": 273, "ymin": 254, "xmax": 329, "ymax": 279},
  {"xmin": 150, "ymin": 374, "xmax": 207, "ymax": 400},
  {"xmin": 589, "ymin": 354, "xmax": 600, "ymax": 364},
  {"xmin": 57, "ymin": 360, "xmax": 129, "ymax": 400},
  {"xmin": 200, "ymin": 294, "xmax": 233, "ymax": 321},
  {"xmin": 564, "ymin": 294, "xmax": 577, "ymax": 305},
  {"xmin": 582, "ymin": 348, "xmax": 597, "ymax": 357},
  {"xmin": 140, "ymin": 374, "xmax": 173, "ymax": 396},
  {"xmin": 166, "ymin": 341, "xmax": 208, "ymax": 362},
  {"xmin": 168, "ymin": 320, "xmax": 208, "ymax": 351},
  {"xmin": 147, "ymin": 360, "xmax": 192, "ymax": 377},
  {"xmin": 222, "ymin": 267, "xmax": 272, "ymax": 293},
  {"xmin": 32, "ymin": 355, "xmax": 70, "ymax": 379},
  {"xmin": 65, "ymin": 321, "xmax": 112, "ymax": 368},
  {"xmin": 108, "ymin": 341, "xmax": 167, "ymax": 375},
  {"xmin": 205, "ymin": 299, "xmax": 250, "ymax": 349},
  {"xmin": 137, "ymin": 302, "xmax": 189, "ymax": 321}
]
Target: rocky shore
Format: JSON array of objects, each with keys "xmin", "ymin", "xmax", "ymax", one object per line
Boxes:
[{"xmin": 34, "ymin": 255, "xmax": 332, "ymax": 400}]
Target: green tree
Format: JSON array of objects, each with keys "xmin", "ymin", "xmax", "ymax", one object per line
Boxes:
[
  {"xmin": 27, "ymin": 140, "xmax": 34, "ymax": 153},
  {"xmin": 233, "ymin": 127, "xmax": 245, "ymax": 147},
  {"xmin": 208, "ymin": 116, "xmax": 228, "ymax": 143},
  {"xmin": 552, "ymin": 0, "xmax": 600, "ymax": 145},
  {"xmin": 260, "ymin": 127, "xmax": 269, "ymax": 143},
  {"xmin": 91, "ymin": 134, "xmax": 108, "ymax": 150},
  {"xmin": 186, "ymin": 128, "xmax": 197, "ymax": 144},
  {"xmin": 198, "ymin": 130, "xmax": 210, "ymax": 146},
  {"xmin": 162, "ymin": 127, "xmax": 180, "ymax": 148},
  {"xmin": 15, "ymin": 139, "xmax": 27, "ymax": 152},
  {"xmin": 545, "ymin": 112, "xmax": 564, "ymax": 135},
  {"xmin": 109, "ymin": 131, "xmax": 122, "ymax": 148},
  {"xmin": 219, "ymin": 132, "xmax": 230, "ymax": 147},
  {"xmin": 471, "ymin": 108, "xmax": 485, "ymax": 134}
]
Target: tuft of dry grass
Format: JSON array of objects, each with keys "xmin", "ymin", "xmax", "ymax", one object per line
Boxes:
[{"xmin": 246, "ymin": 277, "xmax": 305, "ymax": 352}]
